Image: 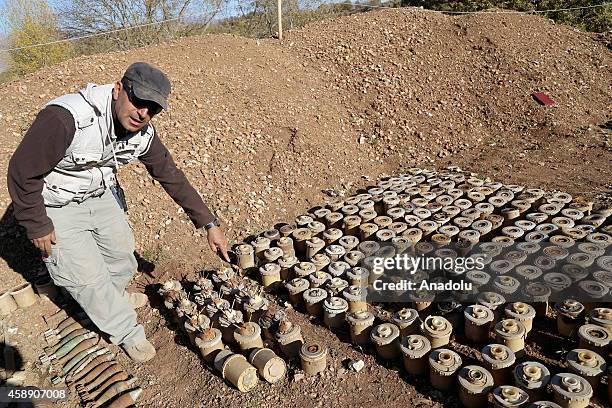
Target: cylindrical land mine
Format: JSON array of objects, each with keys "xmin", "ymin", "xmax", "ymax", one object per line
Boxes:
[
  {"xmin": 343, "ymin": 215, "xmax": 362, "ymax": 236},
  {"xmin": 346, "ymin": 310, "xmax": 375, "ymax": 346},
  {"xmin": 215, "ymin": 351, "xmax": 259, "ymax": 393},
  {"xmin": 464, "ymin": 304, "xmax": 494, "ymax": 343},
  {"xmin": 294, "ymin": 261, "xmax": 316, "ymax": 279},
  {"xmin": 251, "ymin": 236, "xmax": 271, "ymax": 265},
  {"xmin": 346, "ymin": 267, "xmax": 369, "ymax": 287},
  {"xmin": 299, "ymin": 342, "xmax": 328, "ymax": 375},
  {"xmin": 550, "ymin": 373, "xmax": 593, "ymax": 408},
  {"xmin": 338, "ymin": 236, "xmax": 360, "ymax": 252},
  {"xmin": 276, "ymin": 237, "xmax": 295, "ymax": 260},
  {"xmin": 0, "ymin": 290, "xmax": 18, "ymax": 315},
  {"xmin": 400, "ymin": 335, "xmax": 431, "ymax": 375},
  {"xmin": 34, "ymin": 276, "xmax": 59, "ymax": 301},
  {"xmin": 392, "ymin": 308, "xmax": 420, "ymax": 337},
  {"xmin": 275, "ymin": 320, "xmax": 303, "ymax": 359},
  {"xmin": 306, "ymin": 236, "xmax": 326, "ymax": 259},
  {"xmin": 323, "ymin": 297, "xmax": 349, "ymax": 330},
  {"xmin": 262, "ymin": 228, "xmax": 280, "ymax": 242},
  {"xmin": 295, "ymin": 214, "xmax": 314, "ymax": 227},
  {"xmin": 357, "ymin": 240, "xmax": 380, "ymax": 258},
  {"xmin": 313, "ymin": 208, "xmax": 332, "ymax": 223},
  {"xmin": 555, "ymin": 300, "xmax": 585, "ymax": 337},
  {"xmin": 588, "ymin": 307, "xmax": 612, "ymax": 331},
  {"xmin": 429, "ymin": 348, "xmax": 462, "ymax": 391},
  {"xmin": 328, "ymin": 262, "xmax": 350, "ymax": 279},
  {"xmin": 285, "ymin": 278, "xmax": 309, "ymax": 306},
  {"xmin": 482, "ymin": 344, "xmax": 516, "ymax": 386},
  {"xmin": 391, "ymin": 236, "xmax": 411, "ymax": 254},
  {"xmin": 359, "ymin": 223, "xmax": 378, "ymax": 241},
  {"xmin": 307, "ymin": 221, "xmax": 327, "ymax": 238},
  {"xmin": 492, "ymin": 385, "xmax": 530, "ymax": 407},
  {"xmin": 527, "ymin": 401, "xmax": 563, "ymax": 408},
  {"xmin": 278, "ymin": 254, "xmax": 298, "ymax": 280},
  {"xmin": 495, "ymin": 319, "xmax": 527, "ymax": 357},
  {"xmin": 303, "ymin": 288, "xmax": 327, "ymax": 317},
  {"xmin": 359, "ymin": 208, "xmax": 377, "ymax": 223},
  {"xmin": 492, "ymin": 276, "xmax": 521, "ymax": 297},
  {"xmin": 340, "ymin": 204, "xmax": 359, "ymax": 217},
  {"xmin": 342, "ymin": 285, "xmax": 368, "ymax": 313},
  {"xmin": 458, "ymin": 365, "xmax": 495, "ymax": 408},
  {"xmin": 195, "ymin": 328, "xmax": 224, "ymax": 363},
  {"xmin": 248, "ymin": 348, "xmax": 286, "ymax": 384},
  {"xmin": 259, "ymin": 263, "xmax": 281, "ymax": 290},
  {"xmin": 505, "ymin": 302, "xmax": 536, "ymax": 334},
  {"xmin": 409, "ymin": 289, "xmax": 435, "ymax": 312},
  {"xmin": 263, "ymin": 247, "xmax": 283, "ymax": 264},
  {"xmin": 477, "ymin": 292, "xmax": 506, "ymax": 322},
  {"xmin": 514, "ymin": 361, "xmax": 551, "ymax": 402},
  {"xmin": 324, "ymin": 212, "xmax": 344, "ymax": 229},
  {"xmin": 308, "ymin": 271, "xmax": 332, "ymax": 289},
  {"xmin": 292, "ymin": 228, "xmax": 312, "ymax": 258},
  {"xmin": 310, "ymin": 253, "xmax": 331, "ymax": 272},
  {"xmin": 577, "ymin": 324, "xmax": 610, "ymax": 356},
  {"xmin": 566, "ymin": 349, "xmax": 606, "ymax": 390},
  {"xmin": 279, "ymin": 223, "xmax": 296, "ymax": 237},
  {"xmin": 236, "ymin": 244, "xmax": 256, "ymax": 269},
  {"xmin": 370, "ymin": 323, "xmax": 400, "ymax": 360},
  {"xmin": 421, "ymin": 316, "xmax": 452, "ymax": 349},
  {"xmin": 10, "ymin": 283, "xmax": 37, "ymax": 308},
  {"xmin": 577, "ymin": 280, "xmax": 608, "ymax": 310},
  {"xmin": 325, "ymin": 244, "xmax": 346, "ymax": 263},
  {"xmin": 233, "ymin": 322, "xmax": 264, "ymax": 352},
  {"xmin": 325, "ymin": 277, "xmax": 349, "ymax": 296},
  {"xmin": 521, "ymin": 281, "xmax": 550, "ymax": 317}
]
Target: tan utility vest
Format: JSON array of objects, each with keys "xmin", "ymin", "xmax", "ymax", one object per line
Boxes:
[{"xmin": 42, "ymin": 83, "xmax": 154, "ymax": 207}]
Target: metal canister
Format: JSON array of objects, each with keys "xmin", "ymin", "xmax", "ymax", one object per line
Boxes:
[
  {"xmin": 285, "ymin": 278, "xmax": 310, "ymax": 307},
  {"xmin": 342, "ymin": 285, "xmax": 368, "ymax": 313},
  {"xmin": 505, "ymin": 302, "xmax": 536, "ymax": 334},
  {"xmin": 565, "ymin": 349, "xmax": 606, "ymax": 390},
  {"xmin": 577, "ymin": 324, "xmax": 610, "ymax": 356},
  {"xmin": 214, "ymin": 350, "xmax": 259, "ymax": 393},
  {"xmin": 248, "ymin": 348, "xmax": 286, "ymax": 384},
  {"xmin": 194, "ymin": 328, "xmax": 224, "ymax": 363}
]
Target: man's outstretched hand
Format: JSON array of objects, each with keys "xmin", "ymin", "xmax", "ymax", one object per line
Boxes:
[
  {"xmin": 31, "ymin": 230, "xmax": 56, "ymax": 258},
  {"xmin": 207, "ymin": 226, "xmax": 229, "ymax": 262}
]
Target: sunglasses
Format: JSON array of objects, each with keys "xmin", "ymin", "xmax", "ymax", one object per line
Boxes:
[{"xmin": 121, "ymin": 80, "xmax": 163, "ymax": 116}]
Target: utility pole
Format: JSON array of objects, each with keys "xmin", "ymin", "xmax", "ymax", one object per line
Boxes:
[{"xmin": 277, "ymin": 0, "xmax": 283, "ymax": 41}]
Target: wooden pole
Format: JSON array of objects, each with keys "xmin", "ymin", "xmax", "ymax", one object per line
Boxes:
[{"xmin": 277, "ymin": 0, "xmax": 283, "ymax": 41}]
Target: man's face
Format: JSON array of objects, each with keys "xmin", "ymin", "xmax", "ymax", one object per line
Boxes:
[{"xmin": 112, "ymin": 80, "xmax": 161, "ymax": 132}]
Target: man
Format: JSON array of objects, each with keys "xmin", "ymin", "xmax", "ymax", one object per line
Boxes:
[{"xmin": 7, "ymin": 62, "xmax": 229, "ymax": 362}]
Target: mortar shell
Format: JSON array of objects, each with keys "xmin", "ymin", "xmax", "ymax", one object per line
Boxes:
[
  {"xmin": 285, "ymin": 278, "xmax": 309, "ymax": 306},
  {"xmin": 342, "ymin": 285, "xmax": 368, "ymax": 313},
  {"xmin": 106, "ymin": 388, "xmax": 143, "ymax": 408},
  {"xmin": 72, "ymin": 357, "xmax": 115, "ymax": 386},
  {"xmin": 195, "ymin": 328, "xmax": 224, "ymax": 363},
  {"xmin": 0, "ymin": 290, "xmax": 18, "ymax": 316},
  {"xmin": 370, "ymin": 323, "xmax": 400, "ymax": 360},
  {"xmin": 550, "ymin": 373, "xmax": 593, "ymax": 408},
  {"xmin": 464, "ymin": 304, "xmax": 494, "ymax": 343},
  {"xmin": 275, "ymin": 321, "xmax": 303, "ymax": 359},
  {"xmin": 303, "ymin": 288, "xmax": 327, "ymax": 316},
  {"xmin": 248, "ymin": 348, "xmax": 286, "ymax": 383},
  {"xmin": 428, "ymin": 348, "xmax": 462, "ymax": 391},
  {"xmin": 505, "ymin": 302, "xmax": 536, "ymax": 334},
  {"xmin": 482, "ymin": 344, "xmax": 516, "ymax": 386},
  {"xmin": 259, "ymin": 263, "xmax": 281, "ymax": 290},
  {"xmin": 57, "ymin": 337, "xmax": 99, "ymax": 366},
  {"xmin": 82, "ymin": 362, "xmax": 122, "ymax": 392},
  {"xmin": 492, "ymin": 385, "xmax": 530, "ymax": 407},
  {"xmin": 565, "ymin": 349, "xmax": 606, "ymax": 390},
  {"xmin": 514, "ymin": 361, "xmax": 551, "ymax": 402},
  {"xmin": 346, "ymin": 310, "xmax": 375, "ymax": 346},
  {"xmin": 399, "ymin": 335, "xmax": 431, "ymax": 375},
  {"xmin": 299, "ymin": 342, "xmax": 327, "ymax": 375},
  {"xmin": 236, "ymin": 244, "xmax": 256, "ymax": 269},
  {"xmin": 323, "ymin": 297, "xmax": 349, "ymax": 330},
  {"xmin": 46, "ymin": 328, "xmax": 91, "ymax": 355},
  {"xmin": 495, "ymin": 319, "xmax": 526, "ymax": 357},
  {"xmin": 458, "ymin": 365, "xmax": 494, "ymax": 408},
  {"xmin": 89, "ymin": 370, "xmax": 130, "ymax": 400},
  {"xmin": 10, "ymin": 282, "xmax": 37, "ymax": 308},
  {"xmin": 577, "ymin": 324, "xmax": 610, "ymax": 356},
  {"xmin": 421, "ymin": 316, "xmax": 452, "ymax": 349},
  {"xmin": 392, "ymin": 308, "xmax": 420, "ymax": 336}
]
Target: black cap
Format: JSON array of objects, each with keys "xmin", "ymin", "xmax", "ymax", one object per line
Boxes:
[{"xmin": 122, "ymin": 62, "xmax": 171, "ymax": 110}]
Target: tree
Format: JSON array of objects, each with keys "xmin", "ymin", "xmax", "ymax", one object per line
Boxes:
[{"xmin": 1, "ymin": 0, "xmax": 72, "ymax": 77}]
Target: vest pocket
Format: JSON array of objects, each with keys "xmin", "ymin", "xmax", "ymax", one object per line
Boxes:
[{"xmin": 70, "ymin": 151, "xmax": 103, "ymax": 170}]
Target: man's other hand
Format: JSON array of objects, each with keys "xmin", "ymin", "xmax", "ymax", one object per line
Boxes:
[
  {"xmin": 31, "ymin": 230, "xmax": 56, "ymax": 258},
  {"xmin": 207, "ymin": 226, "xmax": 229, "ymax": 262}
]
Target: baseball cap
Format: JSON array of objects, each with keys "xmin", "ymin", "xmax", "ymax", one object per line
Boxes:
[{"xmin": 122, "ymin": 62, "xmax": 171, "ymax": 110}]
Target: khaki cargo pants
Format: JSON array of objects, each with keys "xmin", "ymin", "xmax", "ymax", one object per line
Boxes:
[{"xmin": 43, "ymin": 189, "xmax": 145, "ymax": 346}]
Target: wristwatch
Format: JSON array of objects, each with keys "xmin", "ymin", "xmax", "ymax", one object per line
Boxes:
[{"xmin": 203, "ymin": 218, "xmax": 221, "ymax": 230}]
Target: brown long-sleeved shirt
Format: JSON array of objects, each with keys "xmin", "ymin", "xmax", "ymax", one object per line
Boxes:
[{"xmin": 7, "ymin": 105, "xmax": 215, "ymax": 239}]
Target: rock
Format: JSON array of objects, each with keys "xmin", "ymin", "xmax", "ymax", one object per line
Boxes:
[{"xmin": 348, "ymin": 359, "xmax": 365, "ymax": 372}]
